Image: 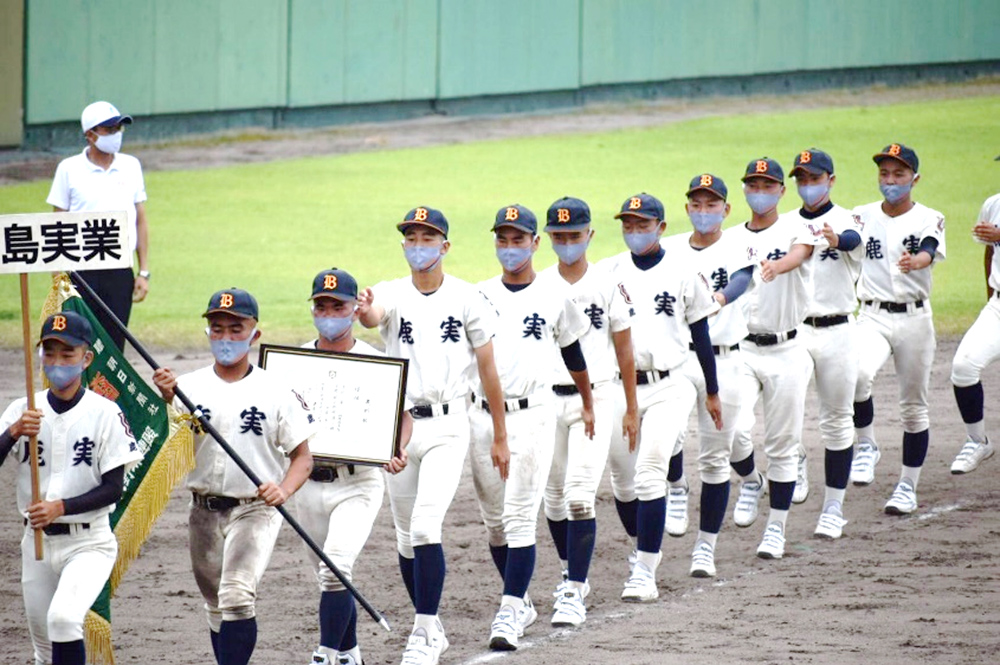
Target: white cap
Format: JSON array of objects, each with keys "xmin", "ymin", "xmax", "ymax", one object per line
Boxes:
[{"xmin": 80, "ymin": 101, "xmax": 133, "ymax": 132}]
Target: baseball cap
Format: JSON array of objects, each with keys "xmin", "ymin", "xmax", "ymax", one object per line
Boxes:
[
  {"xmin": 790, "ymin": 148, "xmax": 835, "ymax": 176},
  {"xmin": 873, "ymin": 143, "xmax": 919, "ymax": 173},
  {"xmin": 492, "ymin": 204, "xmax": 537, "ymax": 234},
  {"xmin": 545, "ymin": 197, "xmax": 591, "ymax": 231},
  {"xmin": 686, "ymin": 173, "xmax": 728, "ymax": 200},
  {"xmin": 614, "ymin": 193, "xmax": 665, "ymax": 221},
  {"xmin": 397, "ymin": 206, "xmax": 449, "ymax": 237},
  {"xmin": 310, "ymin": 268, "xmax": 358, "ymax": 301},
  {"xmin": 39, "ymin": 311, "xmax": 93, "ymax": 348},
  {"xmin": 81, "ymin": 101, "xmax": 133, "ymax": 132},
  {"xmin": 741, "ymin": 157, "xmax": 784, "ymax": 184},
  {"xmin": 203, "ymin": 288, "xmax": 259, "ymax": 320}
]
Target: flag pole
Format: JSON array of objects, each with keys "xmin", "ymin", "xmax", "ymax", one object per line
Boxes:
[{"xmin": 19, "ymin": 273, "xmax": 44, "ymax": 560}]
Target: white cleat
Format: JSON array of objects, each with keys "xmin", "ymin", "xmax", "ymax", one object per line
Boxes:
[
  {"xmin": 792, "ymin": 454, "xmax": 809, "ymax": 504},
  {"xmin": 756, "ymin": 522, "xmax": 786, "ymax": 560},
  {"xmin": 517, "ymin": 595, "xmax": 538, "ymax": 635},
  {"xmin": 814, "ymin": 510, "xmax": 848, "ymax": 539},
  {"xmin": 400, "ymin": 624, "xmax": 448, "ymax": 665},
  {"xmin": 310, "ymin": 651, "xmax": 332, "ymax": 665},
  {"xmin": 665, "ymin": 484, "xmax": 690, "ymax": 536},
  {"xmin": 621, "ymin": 555, "xmax": 660, "ymax": 602},
  {"xmin": 555, "ymin": 569, "xmax": 591, "ymax": 599},
  {"xmin": 337, "ymin": 653, "xmax": 362, "ymax": 665},
  {"xmin": 689, "ymin": 540, "xmax": 717, "ymax": 578},
  {"xmin": 884, "ymin": 480, "xmax": 918, "ymax": 515},
  {"xmin": 627, "ymin": 549, "xmax": 638, "ymax": 574},
  {"xmin": 551, "ymin": 586, "xmax": 587, "ymax": 627},
  {"xmin": 851, "ymin": 439, "xmax": 881, "ymax": 486},
  {"xmin": 733, "ymin": 473, "xmax": 766, "ymax": 527},
  {"xmin": 488, "ymin": 605, "xmax": 519, "ymax": 651},
  {"xmin": 951, "ymin": 438, "xmax": 995, "ymax": 475}
]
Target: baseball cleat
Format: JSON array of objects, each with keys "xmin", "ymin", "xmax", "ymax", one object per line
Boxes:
[
  {"xmin": 337, "ymin": 653, "xmax": 362, "ymax": 665},
  {"xmin": 756, "ymin": 522, "xmax": 786, "ymax": 559},
  {"xmin": 627, "ymin": 549, "xmax": 638, "ymax": 574},
  {"xmin": 665, "ymin": 484, "xmax": 690, "ymax": 536},
  {"xmin": 400, "ymin": 625, "xmax": 448, "ymax": 665},
  {"xmin": 884, "ymin": 480, "xmax": 918, "ymax": 515},
  {"xmin": 488, "ymin": 605, "xmax": 519, "ymax": 651},
  {"xmin": 792, "ymin": 454, "xmax": 809, "ymax": 504},
  {"xmin": 517, "ymin": 595, "xmax": 538, "ymax": 635},
  {"xmin": 551, "ymin": 586, "xmax": 587, "ymax": 627},
  {"xmin": 733, "ymin": 472, "xmax": 766, "ymax": 527},
  {"xmin": 555, "ymin": 570, "xmax": 591, "ymax": 599},
  {"xmin": 689, "ymin": 541, "xmax": 717, "ymax": 578},
  {"xmin": 311, "ymin": 651, "xmax": 332, "ymax": 665},
  {"xmin": 814, "ymin": 510, "xmax": 848, "ymax": 539},
  {"xmin": 851, "ymin": 439, "xmax": 881, "ymax": 485},
  {"xmin": 950, "ymin": 438, "xmax": 994, "ymax": 474},
  {"xmin": 621, "ymin": 558, "xmax": 659, "ymax": 602}
]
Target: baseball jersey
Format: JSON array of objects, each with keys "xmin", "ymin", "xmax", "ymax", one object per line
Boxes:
[
  {"xmin": 46, "ymin": 149, "xmax": 147, "ymax": 254},
  {"xmin": 537, "ymin": 263, "xmax": 633, "ymax": 385},
  {"xmin": 600, "ymin": 251, "xmax": 719, "ymax": 372},
  {"xmin": 804, "ymin": 204, "xmax": 864, "ymax": 317},
  {"xmin": 854, "ymin": 201, "xmax": 947, "ymax": 303},
  {"xmin": 974, "ymin": 193, "xmax": 1000, "ymax": 292},
  {"xmin": 0, "ymin": 389, "xmax": 141, "ymax": 523},
  {"xmin": 476, "ymin": 275, "xmax": 588, "ymax": 399},
  {"xmin": 661, "ymin": 230, "xmax": 752, "ymax": 347},
  {"xmin": 175, "ymin": 365, "xmax": 317, "ymax": 498},
  {"xmin": 728, "ymin": 212, "xmax": 826, "ymax": 334},
  {"xmin": 374, "ymin": 274, "xmax": 497, "ymax": 405}
]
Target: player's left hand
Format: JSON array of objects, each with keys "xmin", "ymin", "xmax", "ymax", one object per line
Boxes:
[
  {"xmin": 132, "ymin": 276, "xmax": 149, "ymax": 303},
  {"xmin": 257, "ymin": 481, "xmax": 289, "ymax": 506},
  {"xmin": 623, "ymin": 407, "xmax": 639, "ymax": 452},
  {"xmin": 897, "ymin": 251, "xmax": 930, "ymax": 274},
  {"xmin": 384, "ymin": 449, "xmax": 408, "ymax": 474},
  {"xmin": 491, "ymin": 434, "xmax": 510, "ymax": 481},
  {"xmin": 582, "ymin": 406, "xmax": 595, "ymax": 440},
  {"xmin": 821, "ymin": 222, "xmax": 839, "ymax": 248},
  {"xmin": 759, "ymin": 260, "xmax": 776, "ymax": 283},
  {"xmin": 27, "ymin": 500, "xmax": 64, "ymax": 528},
  {"xmin": 973, "ymin": 221, "xmax": 1000, "ymax": 244},
  {"xmin": 706, "ymin": 393, "xmax": 723, "ymax": 431}
]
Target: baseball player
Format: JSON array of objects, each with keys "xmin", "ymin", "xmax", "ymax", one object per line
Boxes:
[
  {"xmin": 851, "ymin": 144, "xmax": 946, "ymax": 515},
  {"xmin": 152, "ymin": 288, "xmax": 315, "ymax": 665},
  {"xmin": 0, "ymin": 312, "xmax": 141, "ymax": 665},
  {"xmin": 298, "ymin": 268, "xmax": 410, "ymax": 665},
  {"xmin": 660, "ymin": 174, "xmax": 755, "ymax": 577},
  {"xmin": 949, "ymin": 193, "xmax": 1000, "ymax": 474},
  {"xmin": 727, "ymin": 157, "xmax": 825, "ymax": 560},
  {"xmin": 540, "ymin": 196, "xmax": 638, "ymax": 626},
  {"xmin": 787, "ymin": 148, "xmax": 865, "ymax": 539},
  {"xmin": 469, "ymin": 204, "xmax": 593, "ymax": 650},
  {"xmin": 356, "ymin": 207, "xmax": 507, "ymax": 665},
  {"xmin": 47, "ymin": 101, "xmax": 150, "ymax": 350},
  {"xmin": 602, "ymin": 192, "xmax": 721, "ymax": 601}
]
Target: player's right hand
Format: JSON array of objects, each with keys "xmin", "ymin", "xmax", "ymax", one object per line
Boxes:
[
  {"xmin": 973, "ymin": 221, "xmax": 1000, "ymax": 244},
  {"xmin": 384, "ymin": 449, "xmax": 408, "ymax": 474},
  {"xmin": 623, "ymin": 407, "xmax": 639, "ymax": 452},
  {"xmin": 759, "ymin": 260, "xmax": 776, "ymax": 283},
  {"xmin": 11, "ymin": 409, "xmax": 43, "ymax": 439},
  {"xmin": 356, "ymin": 288, "xmax": 375, "ymax": 315},
  {"xmin": 491, "ymin": 434, "xmax": 510, "ymax": 481},
  {"xmin": 151, "ymin": 368, "xmax": 177, "ymax": 403},
  {"xmin": 821, "ymin": 222, "xmax": 839, "ymax": 248}
]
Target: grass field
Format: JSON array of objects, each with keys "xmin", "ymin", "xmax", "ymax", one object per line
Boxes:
[{"xmin": 1, "ymin": 94, "xmax": 998, "ymax": 347}]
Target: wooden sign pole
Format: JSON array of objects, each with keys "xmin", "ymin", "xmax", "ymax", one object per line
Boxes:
[{"xmin": 19, "ymin": 273, "xmax": 43, "ymax": 560}]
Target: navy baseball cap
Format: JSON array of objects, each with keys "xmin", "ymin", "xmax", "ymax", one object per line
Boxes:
[
  {"xmin": 492, "ymin": 204, "xmax": 537, "ymax": 234},
  {"xmin": 615, "ymin": 193, "xmax": 664, "ymax": 221},
  {"xmin": 791, "ymin": 148, "xmax": 834, "ymax": 177},
  {"xmin": 741, "ymin": 157, "xmax": 784, "ymax": 184},
  {"xmin": 310, "ymin": 268, "xmax": 358, "ymax": 301},
  {"xmin": 398, "ymin": 206, "xmax": 449, "ymax": 237},
  {"xmin": 686, "ymin": 173, "xmax": 728, "ymax": 200},
  {"xmin": 873, "ymin": 143, "xmax": 919, "ymax": 173},
  {"xmin": 203, "ymin": 288, "xmax": 259, "ymax": 320},
  {"xmin": 545, "ymin": 197, "xmax": 591, "ymax": 231},
  {"xmin": 39, "ymin": 311, "xmax": 93, "ymax": 347}
]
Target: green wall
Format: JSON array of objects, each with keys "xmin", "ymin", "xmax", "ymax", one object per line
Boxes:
[{"xmin": 20, "ymin": 0, "xmax": 1000, "ymax": 126}]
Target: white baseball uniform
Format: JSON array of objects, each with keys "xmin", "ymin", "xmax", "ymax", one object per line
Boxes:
[
  {"xmin": 1, "ymin": 389, "xmax": 141, "ymax": 665},
  {"xmin": 173, "ymin": 364, "xmax": 316, "ymax": 632},
  {"xmin": 470, "ymin": 274, "xmax": 586, "ymax": 548},
  {"xmin": 730, "ymin": 212, "xmax": 826, "ymax": 483},
  {"xmin": 853, "ymin": 201, "xmax": 946, "ymax": 433}
]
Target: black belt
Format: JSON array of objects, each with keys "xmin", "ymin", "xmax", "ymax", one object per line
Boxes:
[
  {"xmin": 476, "ymin": 396, "xmax": 529, "ymax": 414},
  {"xmin": 24, "ymin": 519, "xmax": 90, "ymax": 536},
  {"xmin": 636, "ymin": 369, "xmax": 669, "ymax": 385},
  {"xmin": 409, "ymin": 404, "xmax": 449, "ymax": 419},
  {"xmin": 310, "ymin": 464, "xmax": 355, "ymax": 483},
  {"xmin": 552, "ymin": 383, "xmax": 594, "ymax": 396},
  {"xmin": 688, "ymin": 342, "xmax": 740, "ymax": 355},
  {"xmin": 863, "ymin": 299, "xmax": 924, "ymax": 313},
  {"xmin": 804, "ymin": 315, "xmax": 849, "ymax": 328},
  {"xmin": 191, "ymin": 493, "xmax": 257, "ymax": 512},
  {"xmin": 745, "ymin": 329, "xmax": 797, "ymax": 347}
]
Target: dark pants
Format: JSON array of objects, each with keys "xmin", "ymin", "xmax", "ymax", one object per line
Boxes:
[{"xmin": 77, "ymin": 268, "xmax": 133, "ymax": 350}]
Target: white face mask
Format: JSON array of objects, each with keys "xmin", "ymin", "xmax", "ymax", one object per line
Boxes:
[{"xmin": 94, "ymin": 131, "xmax": 122, "ymax": 155}]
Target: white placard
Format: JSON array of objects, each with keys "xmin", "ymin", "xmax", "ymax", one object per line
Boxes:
[{"xmin": 0, "ymin": 211, "xmax": 132, "ymax": 275}]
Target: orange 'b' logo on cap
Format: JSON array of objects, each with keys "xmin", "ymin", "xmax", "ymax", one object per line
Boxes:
[
  {"xmin": 505, "ymin": 207, "xmax": 519, "ymax": 221},
  {"xmin": 52, "ymin": 315, "xmax": 66, "ymax": 331},
  {"xmin": 557, "ymin": 208, "xmax": 570, "ymax": 223},
  {"xmin": 800, "ymin": 151, "xmax": 812, "ymax": 163},
  {"xmin": 700, "ymin": 174, "xmax": 713, "ymax": 186},
  {"xmin": 413, "ymin": 208, "xmax": 428, "ymax": 222},
  {"xmin": 888, "ymin": 144, "xmax": 901, "ymax": 156},
  {"xmin": 628, "ymin": 197, "xmax": 642, "ymax": 210},
  {"xmin": 220, "ymin": 293, "xmax": 234, "ymax": 308},
  {"xmin": 755, "ymin": 160, "xmax": 769, "ymax": 173},
  {"xmin": 323, "ymin": 274, "xmax": 338, "ymax": 290}
]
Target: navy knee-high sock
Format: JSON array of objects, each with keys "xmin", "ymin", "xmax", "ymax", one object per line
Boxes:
[
  {"xmin": 547, "ymin": 517, "xmax": 569, "ymax": 562},
  {"xmin": 210, "ymin": 631, "xmax": 220, "ymax": 663},
  {"xmin": 769, "ymin": 480, "xmax": 795, "ymax": 511},
  {"xmin": 699, "ymin": 481, "xmax": 730, "ymax": 534},
  {"xmin": 954, "ymin": 383, "xmax": 985, "ymax": 424},
  {"xmin": 667, "ymin": 451, "xmax": 684, "ymax": 483},
  {"xmin": 731, "ymin": 452, "xmax": 756, "ymax": 478},
  {"xmin": 489, "ymin": 544, "xmax": 508, "ymax": 579},
  {"xmin": 902, "ymin": 430, "xmax": 930, "ymax": 468},
  {"xmin": 398, "ymin": 553, "xmax": 416, "ymax": 606},
  {"xmin": 614, "ymin": 498, "xmax": 639, "ymax": 538},
  {"xmin": 51, "ymin": 640, "xmax": 86, "ymax": 665},
  {"xmin": 566, "ymin": 518, "xmax": 596, "ymax": 583},
  {"xmin": 502, "ymin": 545, "xmax": 536, "ymax": 599},
  {"xmin": 218, "ymin": 617, "xmax": 257, "ymax": 665},
  {"xmin": 825, "ymin": 447, "xmax": 854, "ymax": 490},
  {"xmin": 636, "ymin": 498, "xmax": 665, "ymax": 554},
  {"xmin": 340, "ymin": 602, "xmax": 358, "ymax": 651},
  {"xmin": 319, "ymin": 590, "xmax": 354, "ymax": 651},
  {"xmin": 854, "ymin": 397, "xmax": 874, "ymax": 429},
  {"xmin": 413, "ymin": 543, "xmax": 446, "ymax": 615}
]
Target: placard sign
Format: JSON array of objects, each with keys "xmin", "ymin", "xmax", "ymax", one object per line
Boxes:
[{"xmin": 0, "ymin": 210, "xmax": 132, "ymax": 274}]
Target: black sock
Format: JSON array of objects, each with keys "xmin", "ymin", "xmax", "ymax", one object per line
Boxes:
[
  {"xmin": 614, "ymin": 498, "xmax": 639, "ymax": 538},
  {"xmin": 546, "ymin": 518, "xmax": 568, "ymax": 562},
  {"xmin": 853, "ymin": 397, "xmax": 874, "ymax": 429},
  {"xmin": 902, "ymin": 430, "xmax": 930, "ymax": 468},
  {"xmin": 825, "ymin": 447, "xmax": 853, "ymax": 490},
  {"xmin": 667, "ymin": 451, "xmax": 684, "ymax": 483},
  {"xmin": 218, "ymin": 617, "xmax": 257, "ymax": 665},
  {"xmin": 489, "ymin": 543, "xmax": 508, "ymax": 579},
  {"xmin": 699, "ymin": 481, "xmax": 730, "ymax": 534},
  {"xmin": 954, "ymin": 383, "xmax": 985, "ymax": 424},
  {"xmin": 731, "ymin": 452, "xmax": 756, "ymax": 479},
  {"xmin": 51, "ymin": 640, "xmax": 86, "ymax": 665},
  {"xmin": 769, "ymin": 480, "xmax": 795, "ymax": 511}
]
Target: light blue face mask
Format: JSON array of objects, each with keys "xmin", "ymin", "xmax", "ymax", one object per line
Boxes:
[
  {"xmin": 208, "ymin": 328, "xmax": 255, "ymax": 366},
  {"xmin": 745, "ymin": 192, "xmax": 781, "ymax": 215},
  {"xmin": 880, "ymin": 182, "xmax": 913, "ymax": 205},
  {"xmin": 552, "ymin": 239, "xmax": 589, "ymax": 265},
  {"xmin": 314, "ymin": 314, "xmax": 353, "ymax": 341},
  {"xmin": 798, "ymin": 183, "xmax": 830, "ymax": 208},
  {"xmin": 403, "ymin": 245, "xmax": 443, "ymax": 272},
  {"xmin": 689, "ymin": 211, "xmax": 724, "ymax": 234},
  {"xmin": 43, "ymin": 362, "xmax": 85, "ymax": 390},
  {"xmin": 496, "ymin": 246, "xmax": 533, "ymax": 272},
  {"xmin": 624, "ymin": 231, "xmax": 659, "ymax": 255}
]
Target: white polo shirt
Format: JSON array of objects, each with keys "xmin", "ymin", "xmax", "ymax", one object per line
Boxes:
[{"xmin": 46, "ymin": 148, "xmax": 147, "ymax": 254}]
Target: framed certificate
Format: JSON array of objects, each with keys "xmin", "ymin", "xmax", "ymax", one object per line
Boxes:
[{"xmin": 258, "ymin": 343, "xmax": 408, "ymax": 466}]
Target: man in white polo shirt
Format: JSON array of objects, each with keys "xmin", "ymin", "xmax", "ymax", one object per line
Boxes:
[{"xmin": 47, "ymin": 100, "xmax": 150, "ymax": 350}]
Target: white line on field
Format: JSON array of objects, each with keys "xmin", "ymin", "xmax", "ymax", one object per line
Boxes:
[{"xmin": 917, "ymin": 502, "xmax": 964, "ymax": 520}]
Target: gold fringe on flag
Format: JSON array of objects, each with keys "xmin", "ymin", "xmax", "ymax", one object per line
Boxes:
[{"xmin": 83, "ymin": 611, "xmax": 114, "ymax": 665}]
